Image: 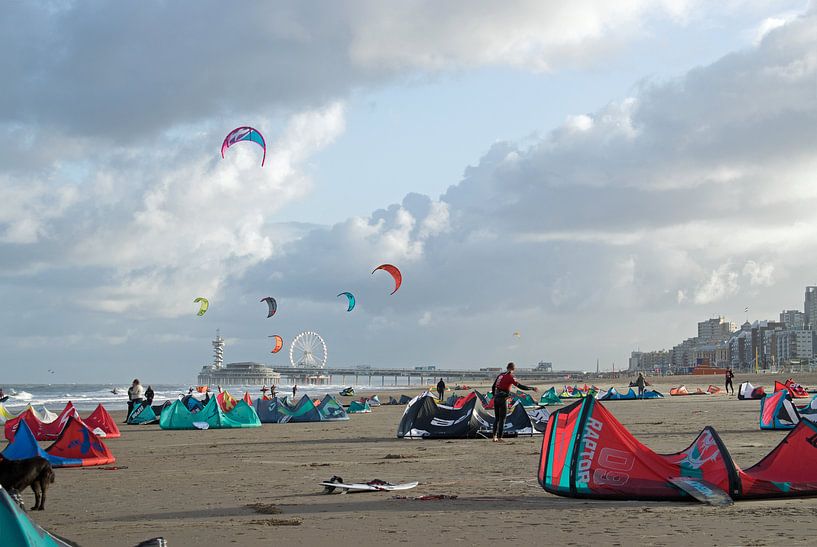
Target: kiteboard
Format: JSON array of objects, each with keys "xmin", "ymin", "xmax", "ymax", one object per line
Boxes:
[
  {"xmin": 0, "ymin": 396, "xmax": 8, "ymax": 403},
  {"xmin": 668, "ymin": 477, "xmax": 733, "ymax": 506},
  {"xmin": 321, "ymin": 477, "xmax": 419, "ymax": 494}
]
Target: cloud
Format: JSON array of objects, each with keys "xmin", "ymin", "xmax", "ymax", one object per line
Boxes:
[
  {"xmin": 1, "ymin": 3, "xmax": 816, "ymax": 380},
  {"xmin": 743, "ymin": 260, "xmax": 775, "ymax": 287},
  {"xmin": 258, "ymin": 9, "xmax": 817, "ymax": 365}
]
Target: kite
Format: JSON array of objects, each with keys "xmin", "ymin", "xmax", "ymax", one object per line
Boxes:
[
  {"xmin": 372, "ymin": 264, "xmax": 402, "ymax": 295},
  {"xmin": 221, "ymin": 126, "xmax": 266, "ymax": 166},
  {"xmin": 337, "ymin": 292, "xmax": 356, "ymax": 312},
  {"xmin": 194, "ymin": 297, "xmax": 209, "ymax": 316},
  {"xmin": 513, "ymin": 332, "xmax": 521, "ymax": 338},
  {"xmin": 261, "ymin": 297, "xmax": 277, "ymax": 318},
  {"xmin": 268, "ymin": 335, "xmax": 284, "ymax": 354}
]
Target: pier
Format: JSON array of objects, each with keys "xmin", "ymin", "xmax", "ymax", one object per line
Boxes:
[{"xmin": 277, "ymin": 366, "xmax": 583, "ymax": 386}]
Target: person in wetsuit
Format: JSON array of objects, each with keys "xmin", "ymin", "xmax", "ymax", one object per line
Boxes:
[
  {"xmin": 635, "ymin": 372, "xmax": 646, "ymax": 398},
  {"xmin": 491, "ymin": 363, "xmax": 537, "ymax": 442},
  {"xmin": 436, "ymin": 378, "xmax": 446, "ymax": 401},
  {"xmin": 725, "ymin": 368, "xmax": 735, "ymax": 395},
  {"xmin": 145, "ymin": 385, "xmax": 155, "ymax": 405}
]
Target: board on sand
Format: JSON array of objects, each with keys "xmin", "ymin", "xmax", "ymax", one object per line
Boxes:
[
  {"xmin": 321, "ymin": 479, "xmax": 419, "ymax": 494},
  {"xmin": 668, "ymin": 477, "xmax": 733, "ymax": 506}
]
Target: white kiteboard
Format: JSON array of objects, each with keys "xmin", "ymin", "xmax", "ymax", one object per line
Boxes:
[
  {"xmin": 668, "ymin": 477, "xmax": 733, "ymax": 506},
  {"xmin": 321, "ymin": 479, "xmax": 419, "ymax": 493}
]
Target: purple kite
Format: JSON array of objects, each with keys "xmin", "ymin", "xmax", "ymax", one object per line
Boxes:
[{"xmin": 221, "ymin": 126, "xmax": 266, "ymax": 166}]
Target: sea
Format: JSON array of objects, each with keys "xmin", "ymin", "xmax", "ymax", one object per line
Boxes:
[{"xmin": 0, "ymin": 382, "xmax": 424, "ymax": 412}]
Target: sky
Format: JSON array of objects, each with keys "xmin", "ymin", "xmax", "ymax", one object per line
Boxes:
[{"xmin": 1, "ymin": 1, "xmax": 816, "ymax": 383}]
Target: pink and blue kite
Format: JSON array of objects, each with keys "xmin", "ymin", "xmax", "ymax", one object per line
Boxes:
[{"xmin": 221, "ymin": 126, "xmax": 266, "ymax": 166}]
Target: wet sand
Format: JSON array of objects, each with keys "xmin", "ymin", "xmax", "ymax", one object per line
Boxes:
[{"xmin": 23, "ymin": 373, "xmax": 817, "ymax": 546}]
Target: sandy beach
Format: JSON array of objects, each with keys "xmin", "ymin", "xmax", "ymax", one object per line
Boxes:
[{"xmin": 18, "ymin": 373, "xmax": 817, "ymax": 546}]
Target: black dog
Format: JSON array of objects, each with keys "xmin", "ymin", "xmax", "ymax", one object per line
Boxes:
[{"xmin": 0, "ymin": 457, "xmax": 55, "ymax": 510}]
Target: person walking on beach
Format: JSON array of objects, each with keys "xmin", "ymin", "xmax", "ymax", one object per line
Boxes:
[
  {"xmin": 635, "ymin": 372, "xmax": 646, "ymax": 398},
  {"xmin": 126, "ymin": 379, "xmax": 145, "ymax": 423},
  {"xmin": 725, "ymin": 368, "xmax": 735, "ymax": 395},
  {"xmin": 292, "ymin": 384, "xmax": 298, "ymax": 398},
  {"xmin": 491, "ymin": 363, "xmax": 537, "ymax": 442},
  {"xmin": 436, "ymin": 378, "xmax": 446, "ymax": 401},
  {"xmin": 270, "ymin": 384, "xmax": 277, "ymax": 398}
]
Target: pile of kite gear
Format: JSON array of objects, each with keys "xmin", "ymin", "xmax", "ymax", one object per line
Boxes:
[
  {"xmin": 4, "ymin": 402, "xmax": 120, "ymax": 440},
  {"xmin": 339, "ymin": 387, "xmax": 355, "ymax": 397},
  {"xmin": 255, "ymin": 394, "xmax": 348, "ymax": 423},
  {"xmin": 385, "ymin": 395, "xmax": 413, "ymax": 405},
  {"xmin": 159, "ymin": 396, "xmax": 260, "ymax": 430},
  {"xmin": 397, "ymin": 392, "xmax": 544, "ymax": 439},
  {"xmin": 760, "ymin": 389, "xmax": 802, "ymax": 430},
  {"xmin": 538, "ymin": 388, "xmax": 563, "ymax": 406},
  {"xmin": 0, "ymin": 485, "xmax": 75, "ymax": 545},
  {"xmin": 775, "ymin": 379, "xmax": 809, "ymax": 398},
  {"xmin": 539, "ymin": 396, "xmax": 817, "ymax": 501},
  {"xmin": 127, "ymin": 401, "xmax": 172, "ymax": 425},
  {"xmin": 738, "ymin": 382, "xmax": 766, "ymax": 400},
  {"xmin": 3, "ymin": 418, "xmax": 116, "ymax": 467},
  {"xmin": 558, "ymin": 385, "xmax": 598, "ymax": 399},
  {"xmin": 669, "ymin": 385, "xmax": 708, "ymax": 396},
  {"xmin": 348, "ymin": 400, "xmax": 372, "ymax": 414}
]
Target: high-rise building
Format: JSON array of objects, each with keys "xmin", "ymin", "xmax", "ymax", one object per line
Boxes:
[
  {"xmin": 780, "ymin": 310, "xmax": 807, "ymax": 330},
  {"xmin": 697, "ymin": 317, "xmax": 734, "ymax": 342},
  {"xmin": 806, "ymin": 286, "xmax": 817, "ymax": 329}
]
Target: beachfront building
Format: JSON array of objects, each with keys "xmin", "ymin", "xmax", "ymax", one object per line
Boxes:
[
  {"xmin": 780, "ymin": 309, "xmax": 807, "ymax": 330},
  {"xmin": 628, "ymin": 350, "xmax": 671, "ymax": 373},
  {"xmin": 698, "ymin": 317, "xmax": 735, "ymax": 342},
  {"xmin": 775, "ymin": 329, "xmax": 816, "ymax": 363},
  {"xmin": 806, "ymin": 286, "xmax": 817, "ymax": 329},
  {"xmin": 670, "ymin": 337, "xmax": 699, "ymax": 372},
  {"xmin": 728, "ymin": 320, "xmax": 786, "ymax": 372}
]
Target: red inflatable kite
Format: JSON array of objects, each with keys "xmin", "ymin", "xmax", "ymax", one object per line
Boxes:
[{"xmin": 372, "ymin": 264, "xmax": 402, "ymax": 294}]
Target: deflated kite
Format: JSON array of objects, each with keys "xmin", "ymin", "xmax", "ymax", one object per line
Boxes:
[
  {"xmin": 221, "ymin": 126, "xmax": 266, "ymax": 166},
  {"xmin": 337, "ymin": 292, "xmax": 356, "ymax": 312},
  {"xmin": 372, "ymin": 264, "xmax": 402, "ymax": 295},
  {"xmin": 269, "ymin": 335, "xmax": 284, "ymax": 354},
  {"xmin": 261, "ymin": 297, "xmax": 277, "ymax": 318},
  {"xmin": 194, "ymin": 297, "xmax": 209, "ymax": 316}
]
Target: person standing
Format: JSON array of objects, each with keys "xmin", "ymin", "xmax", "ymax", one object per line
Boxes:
[
  {"xmin": 636, "ymin": 372, "xmax": 646, "ymax": 398},
  {"xmin": 270, "ymin": 384, "xmax": 277, "ymax": 398},
  {"xmin": 145, "ymin": 385, "xmax": 155, "ymax": 405},
  {"xmin": 725, "ymin": 368, "xmax": 735, "ymax": 395},
  {"xmin": 436, "ymin": 378, "xmax": 446, "ymax": 401},
  {"xmin": 126, "ymin": 379, "xmax": 145, "ymax": 423},
  {"xmin": 490, "ymin": 363, "xmax": 537, "ymax": 442},
  {"xmin": 292, "ymin": 384, "xmax": 298, "ymax": 398}
]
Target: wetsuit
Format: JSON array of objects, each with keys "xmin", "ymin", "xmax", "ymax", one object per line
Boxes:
[
  {"xmin": 725, "ymin": 370, "xmax": 734, "ymax": 394},
  {"xmin": 436, "ymin": 380, "xmax": 446, "ymax": 401},
  {"xmin": 491, "ymin": 372, "xmax": 534, "ymax": 439}
]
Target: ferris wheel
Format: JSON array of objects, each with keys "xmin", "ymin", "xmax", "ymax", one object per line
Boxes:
[{"xmin": 289, "ymin": 331, "xmax": 328, "ymax": 368}]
